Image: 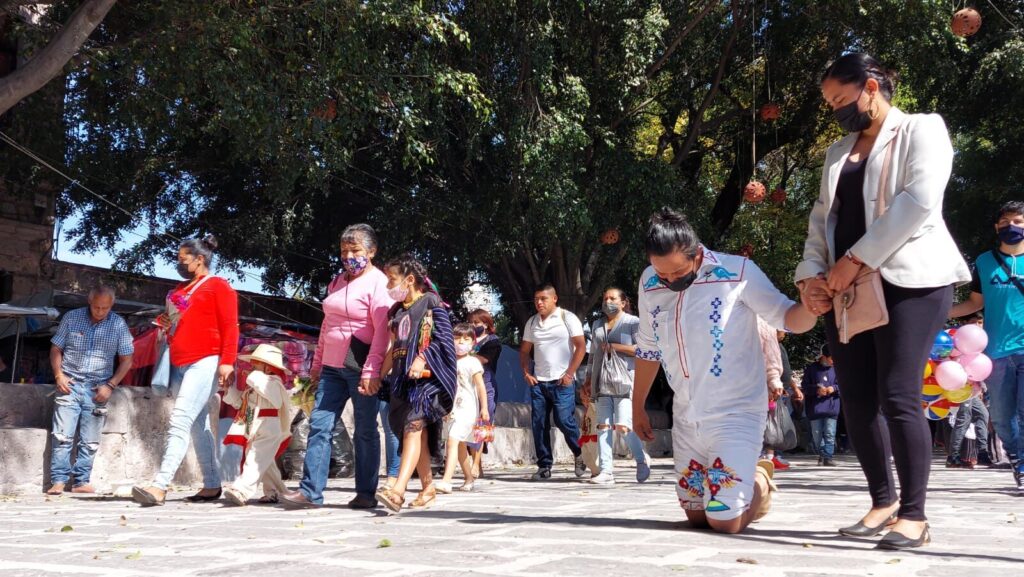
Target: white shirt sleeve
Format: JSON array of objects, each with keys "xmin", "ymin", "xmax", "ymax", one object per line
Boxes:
[
  {"xmin": 523, "ymin": 315, "xmax": 537, "ymax": 344},
  {"xmin": 635, "ymin": 276, "xmax": 662, "ymax": 362},
  {"xmin": 564, "ymin": 311, "xmax": 585, "ymax": 338},
  {"xmin": 740, "ymin": 261, "xmax": 795, "ymax": 331}
]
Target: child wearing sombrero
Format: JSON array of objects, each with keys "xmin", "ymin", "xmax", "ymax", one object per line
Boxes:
[{"xmin": 222, "ymin": 343, "xmax": 295, "ymax": 506}]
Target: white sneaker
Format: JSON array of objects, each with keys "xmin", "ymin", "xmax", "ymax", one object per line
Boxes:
[
  {"xmin": 589, "ymin": 471, "xmax": 615, "ymax": 485},
  {"xmin": 434, "ymin": 481, "xmax": 453, "ymax": 494}
]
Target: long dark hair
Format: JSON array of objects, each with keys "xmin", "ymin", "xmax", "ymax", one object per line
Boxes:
[
  {"xmin": 645, "ymin": 207, "xmax": 700, "ymax": 258},
  {"xmin": 180, "ymin": 234, "xmax": 219, "ymax": 267},
  {"xmin": 821, "ymin": 53, "xmax": 898, "ymax": 102}
]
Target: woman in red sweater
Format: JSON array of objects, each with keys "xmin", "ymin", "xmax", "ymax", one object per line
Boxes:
[{"xmin": 133, "ymin": 235, "xmax": 239, "ymax": 506}]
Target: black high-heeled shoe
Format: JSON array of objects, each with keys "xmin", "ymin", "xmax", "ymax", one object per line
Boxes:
[
  {"xmin": 838, "ymin": 513, "xmax": 898, "ymax": 537},
  {"xmin": 876, "ymin": 523, "xmax": 931, "ymax": 550},
  {"xmin": 184, "ymin": 488, "xmax": 222, "ymax": 503}
]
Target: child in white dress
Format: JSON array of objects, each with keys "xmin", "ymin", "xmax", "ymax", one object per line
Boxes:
[
  {"xmin": 436, "ymin": 323, "xmax": 490, "ymax": 493},
  {"xmin": 221, "ymin": 344, "xmax": 294, "ymax": 506}
]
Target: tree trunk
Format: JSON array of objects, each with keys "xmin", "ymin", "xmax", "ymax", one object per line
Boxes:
[{"xmin": 0, "ymin": 0, "xmax": 116, "ymax": 116}]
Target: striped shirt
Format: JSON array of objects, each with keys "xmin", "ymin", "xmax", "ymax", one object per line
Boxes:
[{"xmin": 51, "ymin": 308, "xmax": 134, "ymax": 384}]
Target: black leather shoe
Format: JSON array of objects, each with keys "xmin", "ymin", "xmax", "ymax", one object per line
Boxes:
[
  {"xmin": 348, "ymin": 494, "xmax": 379, "ymax": 509},
  {"xmin": 838, "ymin": 513, "xmax": 897, "ymax": 537},
  {"xmin": 184, "ymin": 489, "xmax": 222, "ymax": 503},
  {"xmin": 876, "ymin": 524, "xmax": 931, "ymax": 550}
]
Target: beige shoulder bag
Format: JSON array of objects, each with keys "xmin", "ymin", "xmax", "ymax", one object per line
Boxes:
[{"xmin": 833, "ymin": 125, "xmax": 902, "ymax": 344}]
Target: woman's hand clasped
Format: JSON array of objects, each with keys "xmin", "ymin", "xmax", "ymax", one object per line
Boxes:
[
  {"xmin": 826, "ymin": 256, "xmax": 862, "ymax": 295},
  {"xmin": 800, "ymin": 277, "xmax": 834, "ymax": 317}
]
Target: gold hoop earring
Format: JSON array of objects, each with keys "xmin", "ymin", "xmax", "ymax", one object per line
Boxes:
[{"xmin": 867, "ymin": 97, "xmax": 879, "ymax": 120}]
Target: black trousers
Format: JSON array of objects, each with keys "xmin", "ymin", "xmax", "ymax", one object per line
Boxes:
[{"xmin": 824, "ymin": 280, "xmax": 953, "ymax": 521}]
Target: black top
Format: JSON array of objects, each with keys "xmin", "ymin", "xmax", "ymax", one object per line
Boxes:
[{"xmin": 834, "ymin": 157, "xmax": 868, "ymax": 260}]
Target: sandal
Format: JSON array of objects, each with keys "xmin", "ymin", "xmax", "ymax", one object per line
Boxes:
[
  {"xmin": 375, "ymin": 487, "xmax": 404, "ymax": 514},
  {"xmin": 409, "ymin": 489, "xmax": 436, "ymax": 509},
  {"xmin": 257, "ymin": 494, "xmax": 279, "ymax": 504},
  {"xmin": 131, "ymin": 486, "xmax": 166, "ymax": 507},
  {"xmin": 434, "ymin": 481, "xmax": 453, "ymax": 494}
]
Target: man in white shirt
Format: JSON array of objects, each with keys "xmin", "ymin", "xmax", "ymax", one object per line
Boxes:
[
  {"xmin": 632, "ymin": 208, "xmax": 817, "ymax": 534},
  {"xmin": 520, "ymin": 285, "xmax": 588, "ymax": 481}
]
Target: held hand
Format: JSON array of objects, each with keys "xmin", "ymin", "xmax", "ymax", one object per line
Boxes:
[
  {"xmin": 826, "ymin": 257, "xmax": 862, "ymax": 294},
  {"xmin": 633, "ymin": 407, "xmax": 656, "ymax": 442},
  {"xmin": 93, "ymin": 384, "xmax": 113, "ymax": 404},
  {"xmin": 216, "ymin": 364, "xmax": 235, "ymax": 390},
  {"xmin": 559, "ymin": 372, "xmax": 575, "ymax": 387},
  {"xmin": 800, "ymin": 277, "xmax": 834, "ymax": 316},
  {"xmin": 524, "ymin": 373, "xmax": 539, "ymax": 387},
  {"xmin": 358, "ymin": 378, "xmax": 381, "ymax": 396},
  {"xmin": 768, "ymin": 387, "xmax": 781, "ymax": 402},
  {"xmin": 55, "ymin": 374, "xmax": 73, "ymax": 395},
  {"xmin": 581, "ymin": 379, "xmax": 592, "ymax": 405},
  {"xmin": 309, "ymin": 367, "xmax": 321, "ymax": 386},
  {"xmin": 154, "ymin": 313, "xmax": 172, "ymax": 331},
  {"xmin": 480, "ymin": 408, "xmax": 490, "ymax": 422},
  {"xmin": 408, "ymin": 356, "xmax": 426, "ymax": 379}
]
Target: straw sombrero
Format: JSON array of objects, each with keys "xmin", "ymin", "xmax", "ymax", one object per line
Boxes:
[{"xmin": 238, "ymin": 343, "xmax": 290, "ymax": 373}]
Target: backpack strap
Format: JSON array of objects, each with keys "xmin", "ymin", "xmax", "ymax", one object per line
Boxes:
[{"xmin": 990, "ymin": 249, "xmax": 1024, "ymax": 298}]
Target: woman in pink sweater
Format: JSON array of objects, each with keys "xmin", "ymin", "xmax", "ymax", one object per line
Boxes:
[{"xmin": 279, "ymin": 224, "xmax": 395, "ymax": 510}]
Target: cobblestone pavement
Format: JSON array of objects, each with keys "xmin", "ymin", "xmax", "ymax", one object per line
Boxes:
[{"xmin": 0, "ymin": 454, "xmax": 1021, "ymax": 577}]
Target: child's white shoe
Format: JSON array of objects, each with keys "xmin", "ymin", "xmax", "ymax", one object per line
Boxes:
[
  {"xmin": 224, "ymin": 488, "xmax": 247, "ymax": 506},
  {"xmin": 457, "ymin": 481, "xmax": 475, "ymax": 492},
  {"xmin": 589, "ymin": 471, "xmax": 615, "ymax": 485},
  {"xmin": 434, "ymin": 481, "xmax": 453, "ymax": 494}
]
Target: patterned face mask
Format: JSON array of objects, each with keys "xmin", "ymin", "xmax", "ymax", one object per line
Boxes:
[{"xmin": 341, "ymin": 255, "xmax": 369, "ymax": 276}]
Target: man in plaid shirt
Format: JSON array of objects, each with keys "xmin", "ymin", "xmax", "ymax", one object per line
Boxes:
[{"xmin": 47, "ymin": 286, "xmax": 134, "ymax": 494}]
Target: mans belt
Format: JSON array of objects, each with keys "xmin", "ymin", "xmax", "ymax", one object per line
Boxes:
[{"xmin": 257, "ymin": 409, "xmax": 279, "ymax": 417}]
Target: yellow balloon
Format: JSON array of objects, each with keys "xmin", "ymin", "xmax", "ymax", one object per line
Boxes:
[
  {"xmin": 923, "ymin": 362, "xmax": 933, "ymax": 379},
  {"xmin": 943, "ymin": 385, "xmax": 973, "ymax": 404}
]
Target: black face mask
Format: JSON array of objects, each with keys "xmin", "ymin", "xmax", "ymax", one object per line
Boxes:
[
  {"xmin": 663, "ymin": 270, "xmax": 698, "ymax": 292},
  {"xmin": 176, "ymin": 262, "xmax": 194, "ymax": 279},
  {"xmin": 834, "ymin": 94, "xmax": 872, "ymax": 133}
]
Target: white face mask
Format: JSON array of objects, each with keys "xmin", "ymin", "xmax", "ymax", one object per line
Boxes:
[
  {"xmin": 455, "ymin": 343, "xmax": 473, "ymax": 356},
  {"xmin": 388, "ymin": 284, "xmax": 409, "ymax": 302}
]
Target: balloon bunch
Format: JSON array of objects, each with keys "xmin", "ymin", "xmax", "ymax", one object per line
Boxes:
[{"xmin": 921, "ymin": 325, "xmax": 991, "ymax": 420}]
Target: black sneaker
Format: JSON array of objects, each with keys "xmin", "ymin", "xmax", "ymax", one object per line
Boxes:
[
  {"xmin": 531, "ymin": 467, "xmax": 552, "ymax": 481},
  {"xmin": 1014, "ymin": 463, "xmax": 1024, "ymax": 492},
  {"xmin": 977, "ymin": 450, "xmax": 993, "ymax": 467},
  {"xmin": 574, "ymin": 455, "xmax": 588, "ymax": 478},
  {"xmin": 817, "ymin": 457, "xmax": 823, "ymax": 466},
  {"xmin": 945, "ymin": 455, "xmax": 962, "ymax": 468},
  {"xmin": 822, "ymin": 459, "xmax": 837, "ymax": 467}
]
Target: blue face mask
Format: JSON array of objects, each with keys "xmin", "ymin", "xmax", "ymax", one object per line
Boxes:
[{"xmin": 997, "ymin": 224, "xmax": 1024, "ymax": 246}]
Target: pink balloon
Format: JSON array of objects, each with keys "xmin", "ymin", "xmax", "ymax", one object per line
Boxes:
[
  {"xmin": 953, "ymin": 324, "xmax": 988, "ymax": 355},
  {"xmin": 934, "ymin": 360, "xmax": 969, "ymax": 391},
  {"xmin": 962, "ymin": 353, "xmax": 993, "ymax": 382},
  {"xmin": 950, "ymin": 348, "xmax": 962, "ymax": 358}
]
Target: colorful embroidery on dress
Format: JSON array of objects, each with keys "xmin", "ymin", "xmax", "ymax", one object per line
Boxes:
[
  {"xmin": 709, "ymin": 266, "xmax": 737, "ymax": 280},
  {"xmin": 705, "ymin": 457, "xmax": 743, "ymax": 512},
  {"xmin": 678, "ymin": 459, "xmax": 707, "ymax": 500},
  {"xmin": 708, "ymin": 297, "xmax": 724, "ymax": 377},
  {"xmin": 643, "ymin": 275, "xmax": 662, "ymax": 291}
]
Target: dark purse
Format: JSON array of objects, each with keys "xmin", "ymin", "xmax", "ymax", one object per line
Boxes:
[{"xmin": 343, "ymin": 336, "xmax": 372, "ymax": 372}]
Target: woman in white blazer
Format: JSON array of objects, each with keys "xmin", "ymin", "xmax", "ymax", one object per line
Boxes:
[{"xmin": 795, "ymin": 53, "xmax": 970, "ymax": 550}]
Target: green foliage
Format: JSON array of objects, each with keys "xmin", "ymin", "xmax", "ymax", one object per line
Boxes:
[{"xmin": 2, "ymin": 0, "xmax": 1021, "ymax": 331}]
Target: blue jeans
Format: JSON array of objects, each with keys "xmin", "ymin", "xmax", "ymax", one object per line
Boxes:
[
  {"xmin": 217, "ymin": 416, "xmax": 243, "ymax": 484},
  {"xmin": 596, "ymin": 395, "xmax": 647, "ymax": 475},
  {"xmin": 530, "ymin": 380, "xmax": 582, "ymax": 469},
  {"xmin": 299, "ymin": 366, "xmax": 381, "ymax": 503},
  {"xmin": 154, "ymin": 355, "xmax": 221, "ymax": 490},
  {"xmin": 988, "ymin": 353, "xmax": 1024, "ymax": 466},
  {"xmin": 950, "ymin": 396, "xmax": 989, "ymax": 459},
  {"xmin": 380, "ymin": 400, "xmax": 400, "ymax": 478},
  {"xmin": 50, "ymin": 381, "xmax": 106, "ymax": 486},
  {"xmin": 809, "ymin": 417, "xmax": 838, "ymax": 460}
]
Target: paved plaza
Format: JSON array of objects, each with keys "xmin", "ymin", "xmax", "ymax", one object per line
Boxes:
[{"xmin": 0, "ymin": 454, "xmax": 1021, "ymax": 577}]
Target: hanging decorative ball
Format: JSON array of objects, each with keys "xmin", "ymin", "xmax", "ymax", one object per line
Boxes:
[
  {"xmin": 739, "ymin": 244, "xmax": 754, "ymax": 258},
  {"xmin": 743, "ymin": 181, "xmax": 766, "ymax": 203},
  {"xmin": 770, "ymin": 186, "xmax": 787, "ymax": 205},
  {"xmin": 312, "ymin": 98, "xmax": 337, "ymax": 121},
  {"xmin": 600, "ymin": 228, "xmax": 620, "ymax": 245},
  {"xmin": 759, "ymin": 102, "xmax": 782, "ymax": 122},
  {"xmin": 951, "ymin": 7, "xmax": 982, "ymax": 37}
]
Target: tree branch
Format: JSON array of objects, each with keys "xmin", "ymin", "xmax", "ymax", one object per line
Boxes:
[
  {"xmin": 0, "ymin": 0, "xmax": 116, "ymax": 116},
  {"xmin": 644, "ymin": 0, "xmax": 717, "ymax": 81}
]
